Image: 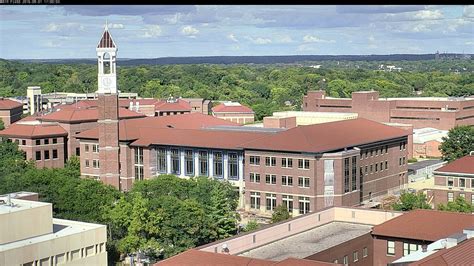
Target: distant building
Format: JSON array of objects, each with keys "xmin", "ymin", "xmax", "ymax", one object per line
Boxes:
[
  {"xmin": 0, "ymin": 98, "xmax": 23, "ymax": 127},
  {"xmin": 425, "ymin": 154, "xmax": 474, "ymax": 206},
  {"xmin": 413, "ymin": 128, "xmax": 448, "ymax": 158},
  {"xmin": 212, "ymin": 101, "xmax": 255, "ymax": 125},
  {"xmin": 0, "ymin": 194, "xmax": 107, "ymax": 265},
  {"xmin": 263, "ymin": 111, "xmax": 358, "ymax": 129},
  {"xmin": 303, "ymin": 90, "xmax": 474, "ymax": 130}
]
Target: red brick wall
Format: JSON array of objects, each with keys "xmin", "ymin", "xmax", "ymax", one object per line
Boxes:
[
  {"xmin": 15, "ymin": 137, "xmax": 66, "ymax": 168},
  {"xmin": 372, "ymin": 236, "xmax": 428, "ymax": 266}
]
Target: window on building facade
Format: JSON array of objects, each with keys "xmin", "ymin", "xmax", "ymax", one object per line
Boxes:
[
  {"xmin": 365, "ymin": 165, "xmax": 368, "ymax": 175},
  {"xmin": 249, "ymin": 155, "xmax": 260, "ymax": 166},
  {"xmin": 228, "ymin": 153, "xmax": 238, "ymax": 180},
  {"xmin": 365, "ymin": 150, "xmax": 368, "ymax": 158},
  {"xmin": 44, "ymin": 150, "xmax": 50, "ymax": 160},
  {"xmin": 76, "ymin": 147, "xmax": 80, "ymax": 156},
  {"xmin": 343, "ymin": 255, "xmax": 348, "ymax": 266},
  {"xmin": 380, "ymin": 162, "xmax": 383, "ymax": 171},
  {"xmin": 299, "ymin": 196, "xmax": 310, "ymax": 214},
  {"xmin": 199, "ymin": 151, "xmax": 208, "ymax": 176},
  {"xmin": 282, "ymin": 175, "xmax": 293, "ymax": 186},
  {"xmin": 250, "ymin": 192, "xmax": 260, "ymax": 209},
  {"xmin": 448, "ymin": 192, "xmax": 454, "ymax": 202},
  {"xmin": 250, "ymin": 173, "xmax": 260, "ymax": 183},
  {"xmin": 298, "ymin": 159, "xmax": 310, "ymax": 169},
  {"xmin": 344, "ymin": 158, "xmax": 350, "ymax": 193},
  {"xmin": 403, "ymin": 157, "xmax": 406, "ymax": 165},
  {"xmin": 36, "ymin": 139, "xmax": 41, "ymax": 145},
  {"xmin": 266, "ymin": 174, "xmax": 277, "ymax": 184},
  {"xmin": 135, "ymin": 165, "xmax": 144, "ymax": 181},
  {"xmin": 375, "ymin": 163, "xmax": 378, "ymax": 172},
  {"xmin": 399, "ymin": 157, "xmax": 402, "ymax": 166},
  {"xmin": 157, "ymin": 148, "xmax": 167, "ymax": 173},
  {"xmin": 371, "ymin": 149, "xmax": 374, "ymax": 157},
  {"xmin": 214, "ymin": 152, "xmax": 223, "ymax": 177},
  {"xmin": 447, "ymin": 177, "xmax": 454, "ymax": 187},
  {"xmin": 298, "ymin": 176, "xmax": 310, "ymax": 188},
  {"xmin": 472, "ymin": 179, "xmax": 474, "ymax": 188},
  {"xmin": 44, "ymin": 139, "xmax": 49, "ymax": 145},
  {"xmin": 265, "ymin": 156, "xmax": 276, "ymax": 166},
  {"xmin": 52, "ymin": 149, "xmax": 58, "ymax": 159},
  {"xmin": 21, "ymin": 139, "xmax": 26, "ymax": 145},
  {"xmin": 385, "ymin": 161, "xmax": 388, "ymax": 170},
  {"xmin": 185, "ymin": 150, "xmax": 194, "ymax": 176},
  {"xmin": 353, "ymin": 251, "xmax": 358, "ymax": 262},
  {"xmin": 85, "ymin": 144, "xmax": 89, "ymax": 152},
  {"xmin": 171, "ymin": 149, "xmax": 180, "ymax": 175},
  {"xmin": 282, "ymin": 195, "xmax": 293, "ymax": 212},
  {"xmin": 93, "ymin": 159, "xmax": 100, "ymax": 169},
  {"xmin": 135, "ymin": 147, "xmax": 144, "ymax": 181},
  {"xmin": 92, "ymin": 144, "xmax": 99, "ymax": 153},
  {"xmin": 370, "ymin": 164, "xmax": 373, "ymax": 173},
  {"xmin": 35, "ymin": 151, "xmax": 41, "ymax": 160},
  {"xmin": 266, "ymin": 193, "xmax": 277, "ymax": 211},
  {"xmin": 375, "ymin": 148, "xmax": 378, "ymax": 156},
  {"xmin": 352, "ymin": 156, "xmax": 357, "ymax": 191},
  {"xmin": 53, "ymin": 138, "xmax": 57, "ymax": 144},
  {"xmin": 387, "ymin": 241, "xmax": 395, "ymax": 255},
  {"xmin": 363, "ymin": 247, "xmax": 368, "ymax": 258},
  {"xmin": 403, "ymin": 243, "xmax": 420, "ymax": 256},
  {"xmin": 85, "ymin": 160, "xmax": 90, "ymax": 168},
  {"xmin": 385, "ymin": 145, "xmax": 388, "ymax": 153},
  {"xmin": 459, "ymin": 178, "xmax": 466, "ymax": 188},
  {"xmin": 281, "ymin": 158, "xmax": 293, "ymax": 168}
]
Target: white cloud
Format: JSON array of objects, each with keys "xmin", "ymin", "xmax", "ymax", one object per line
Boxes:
[
  {"xmin": 297, "ymin": 44, "xmax": 317, "ymax": 52},
  {"xmin": 465, "ymin": 41, "xmax": 474, "ymax": 45},
  {"xmin": 275, "ymin": 35, "xmax": 293, "ymax": 43},
  {"xmin": 303, "ymin": 34, "xmax": 335, "ymax": 43},
  {"xmin": 413, "ymin": 10, "xmax": 443, "ymax": 20},
  {"xmin": 245, "ymin": 36, "xmax": 272, "ymax": 45},
  {"xmin": 42, "ymin": 22, "xmax": 84, "ymax": 33},
  {"xmin": 141, "ymin": 25, "xmax": 162, "ymax": 38},
  {"xmin": 108, "ymin": 23, "xmax": 124, "ymax": 29},
  {"xmin": 181, "ymin": 25, "xmax": 199, "ymax": 37},
  {"xmin": 227, "ymin": 33, "xmax": 239, "ymax": 42}
]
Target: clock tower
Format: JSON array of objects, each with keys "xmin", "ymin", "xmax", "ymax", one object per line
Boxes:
[{"xmin": 96, "ymin": 22, "xmax": 121, "ymax": 191}]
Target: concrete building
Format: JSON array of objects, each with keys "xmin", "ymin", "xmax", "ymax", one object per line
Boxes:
[
  {"xmin": 264, "ymin": 111, "xmax": 358, "ymax": 129},
  {"xmin": 0, "ymin": 98, "xmax": 24, "ymax": 127},
  {"xmin": 371, "ymin": 209, "xmax": 474, "ymax": 266},
  {"xmin": 212, "ymin": 101, "xmax": 255, "ymax": 124},
  {"xmin": 412, "ymin": 127, "xmax": 448, "ymax": 158},
  {"xmin": 303, "ymin": 90, "xmax": 474, "ymax": 130},
  {"xmin": 0, "ymin": 195, "xmax": 107, "ymax": 265},
  {"xmin": 425, "ymin": 154, "xmax": 474, "ymax": 207}
]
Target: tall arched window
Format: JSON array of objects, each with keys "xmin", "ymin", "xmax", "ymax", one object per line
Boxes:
[{"xmin": 103, "ymin": 52, "xmax": 111, "ymax": 74}]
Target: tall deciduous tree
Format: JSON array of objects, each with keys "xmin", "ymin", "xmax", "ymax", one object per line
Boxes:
[{"xmin": 439, "ymin": 126, "xmax": 474, "ymax": 162}]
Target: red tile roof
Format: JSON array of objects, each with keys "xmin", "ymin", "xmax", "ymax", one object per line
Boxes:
[
  {"xmin": 0, "ymin": 99, "xmax": 23, "ymax": 110},
  {"xmin": 38, "ymin": 107, "xmax": 145, "ymax": 123},
  {"xmin": 435, "ymin": 155, "xmax": 474, "ymax": 175},
  {"xmin": 155, "ymin": 249, "xmax": 339, "ymax": 266},
  {"xmin": 409, "ymin": 238, "xmax": 474, "ymax": 266},
  {"xmin": 76, "ymin": 113, "xmax": 241, "ymax": 141},
  {"xmin": 212, "ymin": 102, "xmax": 254, "ymax": 113},
  {"xmin": 243, "ymin": 118, "xmax": 410, "ymax": 153},
  {"xmin": 0, "ymin": 123, "xmax": 67, "ymax": 138},
  {"xmin": 372, "ymin": 209, "xmax": 474, "ymax": 241}
]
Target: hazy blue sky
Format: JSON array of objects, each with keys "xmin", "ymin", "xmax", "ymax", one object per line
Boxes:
[{"xmin": 1, "ymin": 5, "xmax": 473, "ymax": 59}]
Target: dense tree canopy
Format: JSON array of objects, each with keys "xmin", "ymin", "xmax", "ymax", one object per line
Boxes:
[
  {"xmin": 439, "ymin": 126, "xmax": 474, "ymax": 162},
  {"xmin": 391, "ymin": 191, "xmax": 432, "ymax": 211},
  {"xmin": 1, "ymin": 59, "xmax": 473, "ymax": 121},
  {"xmin": 437, "ymin": 196, "xmax": 474, "ymax": 213}
]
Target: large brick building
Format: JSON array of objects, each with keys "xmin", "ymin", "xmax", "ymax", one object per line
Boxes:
[
  {"xmin": 0, "ymin": 98, "xmax": 23, "ymax": 128},
  {"xmin": 303, "ymin": 90, "xmax": 474, "ymax": 130},
  {"xmin": 425, "ymin": 154, "xmax": 474, "ymax": 207},
  {"xmin": 212, "ymin": 101, "xmax": 255, "ymax": 124}
]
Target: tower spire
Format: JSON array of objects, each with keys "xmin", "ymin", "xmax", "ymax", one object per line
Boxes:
[{"xmin": 105, "ymin": 19, "xmax": 108, "ymax": 31}]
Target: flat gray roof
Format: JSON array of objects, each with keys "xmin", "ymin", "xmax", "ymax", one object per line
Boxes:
[
  {"xmin": 408, "ymin": 159, "xmax": 444, "ymax": 172},
  {"xmin": 239, "ymin": 222, "xmax": 372, "ymax": 261}
]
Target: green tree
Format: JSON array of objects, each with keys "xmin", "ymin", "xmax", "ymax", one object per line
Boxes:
[
  {"xmin": 243, "ymin": 220, "xmax": 260, "ymax": 232},
  {"xmin": 0, "ymin": 118, "xmax": 4, "ymax": 130},
  {"xmin": 439, "ymin": 126, "xmax": 474, "ymax": 162},
  {"xmin": 271, "ymin": 205, "xmax": 291, "ymax": 223},
  {"xmin": 437, "ymin": 196, "xmax": 473, "ymax": 213},
  {"xmin": 392, "ymin": 191, "xmax": 432, "ymax": 211}
]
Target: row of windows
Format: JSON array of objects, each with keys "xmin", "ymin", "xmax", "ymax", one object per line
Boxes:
[
  {"xmin": 22, "ymin": 242, "xmax": 106, "ymax": 266},
  {"xmin": 363, "ymin": 161, "xmax": 389, "ymax": 175},
  {"xmin": 362, "ymin": 145, "xmax": 389, "ymax": 159},
  {"xmin": 84, "ymin": 144, "xmax": 99, "ymax": 153},
  {"xmin": 249, "ymin": 173, "xmax": 310, "ymax": 188},
  {"xmin": 85, "ymin": 159, "xmax": 100, "ymax": 169},
  {"xmin": 156, "ymin": 148, "xmax": 239, "ymax": 179},
  {"xmin": 334, "ymin": 247, "xmax": 368, "ymax": 265},
  {"xmin": 34, "ymin": 138, "xmax": 58, "ymax": 146},
  {"xmin": 249, "ymin": 192, "xmax": 311, "ymax": 214},
  {"xmin": 249, "ymin": 156, "xmax": 311, "ymax": 170},
  {"xmin": 35, "ymin": 150, "xmax": 59, "ymax": 161},
  {"xmin": 447, "ymin": 193, "xmax": 474, "ymax": 204},
  {"xmin": 387, "ymin": 241, "xmax": 421, "ymax": 256},
  {"xmin": 446, "ymin": 177, "xmax": 474, "ymax": 188},
  {"xmin": 399, "ymin": 157, "xmax": 406, "ymax": 166},
  {"xmin": 343, "ymin": 157, "xmax": 358, "ymax": 193}
]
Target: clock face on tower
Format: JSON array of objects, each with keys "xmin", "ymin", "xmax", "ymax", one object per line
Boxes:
[{"xmin": 102, "ymin": 77, "xmax": 112, "ymax": 87}]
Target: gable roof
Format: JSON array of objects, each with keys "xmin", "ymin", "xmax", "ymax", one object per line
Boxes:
[
  {"xmin": 0, "ymin": 123, "xmax": 67, "ymax": 139},
  {"xmin": 372, "ymin": 209, "xmax": 474, "ymax": 242},
  {"xmin": 409, "ymin": 238, "xmax": 474, "ymax": 266},
  {"xmin": 242, "ymin": 118, "xmax": 409, "ymax": 153},
  {"xmin": 212, "ymin": 102, "xmax": 254, "ymax": 113},
  {"xmin": 97, "ymin": 29, "xmax": 116, "ymax": 48},
  {"xmin": 0, "ymin": 99, "xmax": 23, "ymax": 110},
  {"xmin": 434, "ymin": 155, "xmax": 474, "ymax": 175},
  {"xmin": 38, "ymin": 107, "xmax": 145, "ymax": 123}
]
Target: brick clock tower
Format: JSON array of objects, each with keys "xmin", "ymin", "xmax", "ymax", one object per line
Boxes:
[{"xmin": 96, "ymin": 23, "xmax": 121, "ymax": 190}]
